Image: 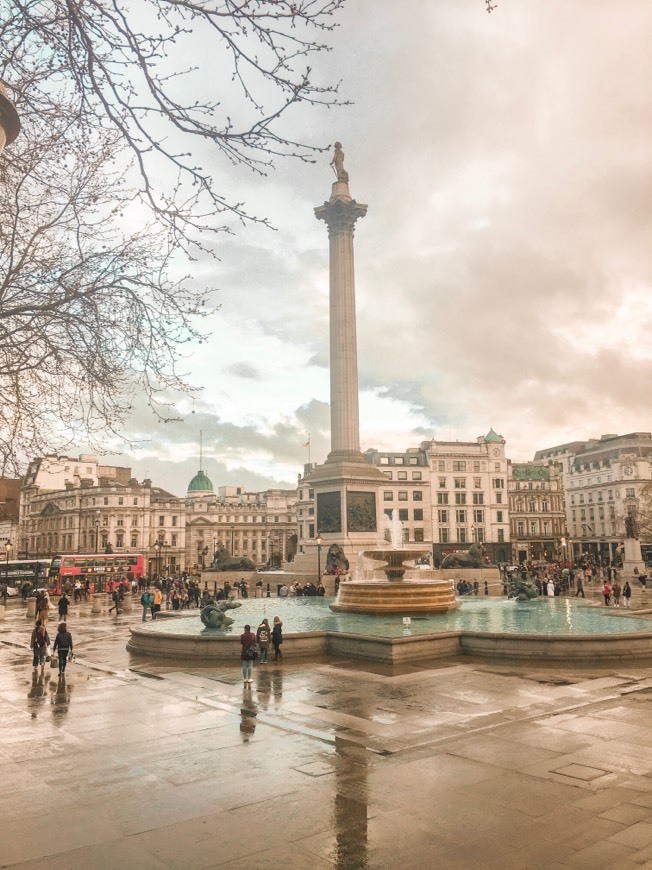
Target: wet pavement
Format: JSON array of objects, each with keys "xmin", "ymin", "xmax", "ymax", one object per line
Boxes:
[{"xmin": 2, "ymin": 596, "xmax": 652, "ymax": 869}]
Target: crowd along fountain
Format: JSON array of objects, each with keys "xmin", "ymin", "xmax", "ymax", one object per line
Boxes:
[{"xmin": 330, "ymin": 511, "xmax": 459, "ymax": 615}]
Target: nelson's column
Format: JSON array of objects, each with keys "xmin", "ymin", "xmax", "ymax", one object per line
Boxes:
[{"xmin": 303, "ymin": 143, "xmax": 386, "ymax": 580}]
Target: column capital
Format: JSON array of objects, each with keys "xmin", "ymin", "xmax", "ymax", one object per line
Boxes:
[{"xmin": 315, "ymin": 194, "xmax": 368, "ymax": 236}]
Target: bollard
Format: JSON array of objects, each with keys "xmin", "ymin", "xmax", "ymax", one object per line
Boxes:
[
  {"xmin": 121, "ymin": 592, "xmax": 133, "ymax": 613},
  {"xmin": 0, "ymin": 604, "xmax": 5, "ymax": 621},
  {"xmin": 266, "ymin": 583, "xmax": 270, "ymax": 598},
  {"xmin": 26, "ymin": 597, "xmax": 37, "ymax": 618},
  {"xmin": 92, "ymin": 593, "xmax": 104, "ymax": 614}
]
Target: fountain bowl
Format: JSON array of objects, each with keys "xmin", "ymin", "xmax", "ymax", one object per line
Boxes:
[{"xmin": 330, "ymin": 547, "xmax": 459, "ymax": 615}]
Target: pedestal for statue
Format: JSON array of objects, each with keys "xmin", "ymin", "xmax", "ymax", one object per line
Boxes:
[{"xmin": 622, "ymin": 538, "xmax": 646, "ymax": 579}]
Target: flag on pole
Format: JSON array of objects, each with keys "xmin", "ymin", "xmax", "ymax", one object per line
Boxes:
[{"xmin": 303, "ymin": 434, "xmax": 310, "ymax": 448}]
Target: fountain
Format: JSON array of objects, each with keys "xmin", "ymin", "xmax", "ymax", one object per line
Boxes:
[{"xmin": 329, "ymin": 511, "xmax": 459, "ymax": 616}]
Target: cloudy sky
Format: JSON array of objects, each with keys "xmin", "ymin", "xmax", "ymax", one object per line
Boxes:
[{"xmin": 110, "ymin": 0, "xmax": 652, "ymax": 497}]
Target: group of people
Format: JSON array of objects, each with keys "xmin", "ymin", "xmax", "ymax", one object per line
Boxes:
[
  {"xmin": 240, "ymin": 617, "xmax": 283, "ymax": 685},
  {"xmin": 601, "ymin": 580, "xmax": 632, "ymax": 608},
  {"xmin": 29, "ymin": 618, "xmax": 73, "ymax": 676},
  {"xmin": 287, "ymin": 581, "xmax": 325, "ymax": 597}
]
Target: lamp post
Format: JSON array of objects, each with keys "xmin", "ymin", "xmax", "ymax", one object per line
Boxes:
[
  {"xmin": 315, "ymin": 534, "xmax": 323, "ymax": 584},
  {"xmin": 3, "ymin": 540, "xmax": 11, "ymax": 603},
  {"xmin": 154, "ymin": 539, "xmax": 163, "ymax": 577}
]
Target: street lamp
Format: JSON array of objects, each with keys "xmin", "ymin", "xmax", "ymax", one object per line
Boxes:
[
  {"xmin": 3, "ymin": 540, "xmax": 11, "ymax": 602},
  {"xmin": 315, "ymin": 534, "xmax": 323, "ymax": 584}
]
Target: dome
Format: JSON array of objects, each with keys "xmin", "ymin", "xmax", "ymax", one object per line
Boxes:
[
  {"xmin": 484, "ymin": 428, "xmax": 504, "ymax": 444},
  {"xmin": 187, "ymin": 469, "xmax": 214, "ymax": 494}
]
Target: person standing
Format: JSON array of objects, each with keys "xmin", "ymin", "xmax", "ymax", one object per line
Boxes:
[
  {"xmin": 546, "ymin": 578, "xmax": 555, "ymax": 598},
  {"xmin": 623, "ymin": 581, "xmax": 632, "ymax": 608},
  {"xmin": 153, "ymin": 586, "xmax": 163, "ymax": 619},
  {"xmin": 58, "ymin": 593, "xmax": 69, "ymax": 623},
  {"xmin": 240, "ymin": 623, "xmax": 257, "ymax": 686},
  {"xmin": 256, "ymin": 618, "xmax": 271, "ymax": 664},
  {"xmin": 53, "ymin": 622, "xmax": 73, "ymax": 676},
  {"xmin": 575, "ymin": 577, "xmax": 585, "ymax": 598},
  {"xmin": 602, "ymin": 581, "xmax": 612, "ymax": 606},
  {"xmin": 612, "ymin": 581, "xmax": 622, "ymax": 608},
  {"xmin": 30, "ymin": 620, "xmax": 50, "ymax": 669},
  {"xmin": 272, "ymin": 616, "xmax": 283, "ymax": 661},
  {"xmin": 140, "ymin": 589, "xmax": 151, "ymax": 621}
]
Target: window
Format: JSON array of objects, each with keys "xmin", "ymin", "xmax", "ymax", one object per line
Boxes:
[
  {"xmin": 414, "ymin": 509, "xmax": 423, "ymax": 521},
  {"xmin": 472, "ymin": 493, "xmax": 484, "ymax": 505},
  {"xmin": 579, "ymin": 494, "xmax": 584, "ymax": 504},
  {"xmin": 116, "ymin": 534, "xmax": 124, "ymax": 547},
  {"xmin": 103, "ymin": 497, "xmax": 109, "ymax": 505},
  {"xmin": 383, "ymin": 509, "xmax": 393, "ymax": 519},
  {"xmin": 452, "ymin": 461, "xmax": 466, "ymax": 472},
  {"xmin": 454, "ymin": 493, "xmax": 467, "ymax": 505},
  {"xmin": 493, "ymin": 478, "xmax": 505, "ymax": 489},
  {"xmin": 437, "ymin": 461, "xmax": 445, "ymax": 472},
  {"xmin": 438, "ymin": 509, "xmax": 448, "ymax": 523},
  {"xmin": 530, "ymin": 522, "xmax": 537, "ymax": 535},
  {"xmin": 473, "ymin": 509, "xmax": 484, "ymax": 523},
  {"xmin": 380, "ymin": 456, "xmax": 389, "ymax": 465},
  {"xmin": 496, "ymin": 493, "xmax": 502, "ymax": 504},
  {"xmin": 456, "ymin": 509, "xmax": 467, "ymax": 524},
  {"xmin": 475, "ymin": 527, "xmax": 485, "ymax": 542},
  {"xmin": 411, "ymin": 471, "xmax": 422, "ymax": 481},
  {"xmin": 383, "ymin": 471, "xmax": 392, "ymax": 479},
  {"xmin": 626, "ymin": 487, "xmax": 635, "ymax": 498},
  {"xmin": 413, "ymin": 491, "xmax": 423, "ymax": 501},
  {"xmin": 116, "ymin": 518, "xmax": 124, "ymax": 527},
  {"xmin": 473, "ymin": 461, "xmax": 480, "ymax": 472},
  {"xmin": 397, "ymin": 471, "xmax": 407, "ymax": 480},
  {"xmin": 497, "ymin": 529, "xmax": 505, "ymax": 542},
  {"xmin": 439, "ymin": 477, "xmax": 447, "ymax": 488},
  {"xmin": 171, "ymin": 534, "xmax": 177, "ymax": 546},
  {"xmin": 383, "ymin": 491, "xmax": 393, "ymax": 501},
  {"xmin": 398, "ymin": 491, "xmax": 408, "ymax": 501},
  {"xmin": 473, "ymin": 477, "xmax": 481, "ymax": 488},
  {"xmin": 414, "ymin": 528, "xmax": 424, "ymax": 542},
  {"xmin": 454, "ymin": 478, "xmax": 466, "ymax": 489},
  {"xmin": 437, "ymin": 493, "xmax": 449, "ymax": 505},
  {"xmin": 439, "ymin": 528, "xmax": 449, "ymax": 543},
  {"xmin": 496, "ymin": 511, "xmax": 503, "ymax": 523},
  {"xmin": 517, "ymin": 521, "xmax": 524, "ymax": 536},
  {"xmin": 457, "ymin": 528, "xmax": 467, "ymax": 543},
  {"xmin": 541, "ymin": 500, "xmax": 549, "ymax": 511},
  {"xmin": 494, "ymin": 463, "xmax": 501, "ymax": 472},
  {"xmin": 159, "ymin": 516, "xmax": 165, "ymax": 526},
  {"xmin": 395, "ymin": 457, "xmax": 404, "ymax": 465},
  {"xmin": 543, "ymin": 521, "xmax": 550, "ymax": 535},
  {"xmin": 398, "ymin": 509, "xmax": 409, "ymax": 522}
]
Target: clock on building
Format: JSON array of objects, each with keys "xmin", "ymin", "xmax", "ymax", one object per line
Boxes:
[
  {"xmin": 492, "ymin": 448, "xmax": 501, "ymax": 457},
  {"xmin": 623, "ymin": 466, "xmax": 634, "ymax": 476}
]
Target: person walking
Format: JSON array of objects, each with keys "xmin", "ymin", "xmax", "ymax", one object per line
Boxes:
[
  {"xmin": 612, "ymin": 581, "xmax": 622, "ymax": 608},
  {"xmin": 256, "ymin": 618, "xmax": 271, "ymax": 664},
  {"xmin": 153, "ymin": 586, "xmax": 163, "ymax": 619},
  {"xmin": 602, "ymin": 581, "xmax": 612, "ymax": 606},
  {"xmin": 52, "ymin": 622, "xmax": 73, "ymax": 676},
  {"xmin": 109, "ymin": 587, "xmax": 122, "ymax": 615},
  {"xmin": 240, "ymin": 623, "xmax": 257, "ymax": 686},
  {"xmin": 623, "ymin": 581, "xmax": 632, "ymax": 608},
  {"xmin": 272, "ymin": 616, "xmax": 283, "ymax": 661},
  {"xmin": 575, "ymin": 577, "xmax": 585, "ymax": 598},
  {"xmin": 30, "ymin": 620, "xmax": 50, "ymax": 670},
  {"xmin": 57, "ymin": 593, "xmax": 69, "ymax": 623},
  {"xmin": 36, "ymin": 590, "xmax": 51, "ymax": 625}
]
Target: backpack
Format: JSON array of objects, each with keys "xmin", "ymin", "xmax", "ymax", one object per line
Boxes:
[
  {"xmin": 258, "ymin": 627, "xmax": 269, "ymax": 643},
  {"xmin": 244, "ymin": 643, "xmax": 258, "ymax": 661}
]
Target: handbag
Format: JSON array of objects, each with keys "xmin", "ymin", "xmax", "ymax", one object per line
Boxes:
[
  {"xmin": 50, "ymin": 654, "xmax": 58, "ymax": 669},
  {"xmin": 45, "ymin": 643, "xmax": 51, "ymax": 662}
]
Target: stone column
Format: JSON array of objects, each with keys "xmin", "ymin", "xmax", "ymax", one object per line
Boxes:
[{"xmin": 315, "ymin": 181, "xmax": 367, "ymax": 463}]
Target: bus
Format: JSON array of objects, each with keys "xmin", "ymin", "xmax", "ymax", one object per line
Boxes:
[
  {"xmin": 48, "ymin": 553, "xmax": 145, "ymax": 593},
  {"xmin": 1, "ymin": 559, "xmax": 51, "ymax": 593}
]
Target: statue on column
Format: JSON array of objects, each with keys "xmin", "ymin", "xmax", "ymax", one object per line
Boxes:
[
  {"xmin": 625, "ymin": 514, "xmax": 639, "ymax": 539},
  {"xmin": 330, "ymin": 141, "xmax": 349, "ymax": 183}
]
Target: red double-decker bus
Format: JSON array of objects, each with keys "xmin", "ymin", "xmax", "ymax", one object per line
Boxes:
[{"xmin": 48, "ymin": 553, "xmax": 145, "ymax": 593}]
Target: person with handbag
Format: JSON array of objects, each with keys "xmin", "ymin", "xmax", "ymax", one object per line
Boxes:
[
  {"xmin": 30, "ymin": 620, "xmax": 50, "ymax": 670},
  {"xmin": 272, "ymin": 616, "xmax": 283, "ymax": 661},
  {"xmin": 52, "ymin": 622, "xmax": 73, "ymax": 677},
  {"xmin": 240, "ymin": 623, "xmax": 257, "ymax": 686}
]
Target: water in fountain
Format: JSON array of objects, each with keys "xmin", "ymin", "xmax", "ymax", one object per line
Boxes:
[{"xmin": 381, "ymin": 510, "xmax": 404, "ymax": 549}]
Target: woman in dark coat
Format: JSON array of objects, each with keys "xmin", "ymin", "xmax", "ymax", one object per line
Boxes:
[
  {"xmin": 272, "ymin": 616, "xmax": 283, "ymax": 661},
  {"xmin": 53, "ymin": 622, "xmax": 73, "ymax": 676}
]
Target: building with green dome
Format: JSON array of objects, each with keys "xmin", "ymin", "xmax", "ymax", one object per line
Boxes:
[{"xmin": 187, "ymin": 469, "xmax": 214, "ymax": 497}]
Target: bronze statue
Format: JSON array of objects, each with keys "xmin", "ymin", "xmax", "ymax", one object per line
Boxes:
[
  {"xmin": 211, "ymin": 543, "xmax": 256, "ymax": 572},
  {"xmin": 625, "ymin": 514, "xmax": 639, "ymax": 539},
  {"xmin": 325, "ymin": 544, "xmax": 349, "ymax": 576},
  {"xmin": 330, "ymin": 141, "xmax": 349, "ymax": 183},
  {"xmin": 441, "ymin": 543, "xmax": 486, "ymax": 569}
]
